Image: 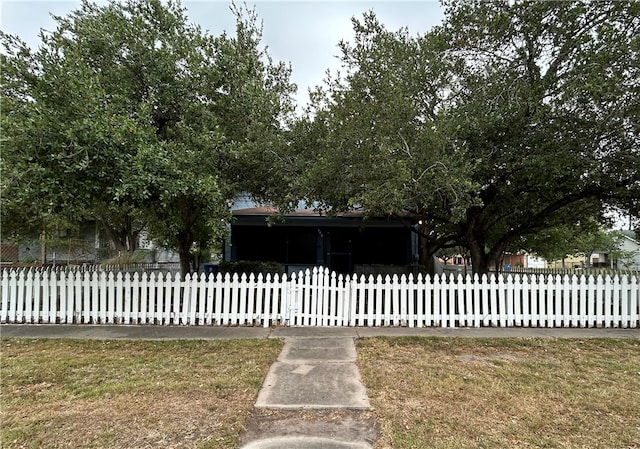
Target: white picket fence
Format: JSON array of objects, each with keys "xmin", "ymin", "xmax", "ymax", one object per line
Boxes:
[{"xmin": 1, "ymin": 267, "xmax": 638, "ymax": 328}]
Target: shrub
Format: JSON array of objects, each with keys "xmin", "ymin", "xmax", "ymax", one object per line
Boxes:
[{"xmin": 217, "ymin": 260, "xmax": 284, "ymax": 276}]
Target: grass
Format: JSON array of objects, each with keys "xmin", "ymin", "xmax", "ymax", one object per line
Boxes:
[
  {"xmin": 0, "ymin": 338, "xmax": 283, "ymax": 449},
  {"xmin": 357, "ymin": 337, "xmax": 640, "ymax": 449},
  {"xmin": 3, "ymin": 336, "xmax": 639, "ymax": 449}
]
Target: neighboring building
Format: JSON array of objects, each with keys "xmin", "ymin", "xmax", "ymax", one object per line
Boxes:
[
  {"xmin": 545, "ymin": 230, "xmax": 640, "ymax": 270},
  {"xmin": 546, "ymin": 254, "xmax": 585, "ymax": 270},
  {"xmin": 612, "ymin": 230, "xmax": 640, "ymax": 270},
  {"xmin": 1, "ymin": 222, "xmax": 101, "ymax": 265},
  {"xmin": 502, "ymin": 253, "xmax": 526, "ymax": 269},
  {"xmin": 226, "ymin": 198, "xmax": 418, "ymax": 274},
  {"xmin": 526, "ymin": 255, "xmax": 546, "ymax": 269},
  {"xmin": 0, "ymin": 242, "xmax": 19, "ymax": 263},
  {"xmin": 0, "ymin": 222, "xmax": 180, "ymax": 266}
]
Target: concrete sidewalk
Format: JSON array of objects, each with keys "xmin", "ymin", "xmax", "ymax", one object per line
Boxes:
[
  {"xmin": 241, "ymin": 337, "xmax": 375, "ymax": 449},
  {"xmin": 1, "ymin": 324, "xmax": 639, "ymax": 340}
]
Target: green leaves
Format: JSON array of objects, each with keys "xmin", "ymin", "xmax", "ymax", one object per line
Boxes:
[
  {"xmin": 1, "ymin": 0, "xmax": 294, "ymax": 272},
  {"xmin": 294, "ymin": 1, "xmax": 638, "ymax": 273}
]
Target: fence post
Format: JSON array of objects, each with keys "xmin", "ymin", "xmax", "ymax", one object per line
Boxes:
[
  {"xmin": 594, "ymin": 275, "xmax": 603, "ymax": 327},
  {"xmin": 321, "ymin": 268, "xmax": 329, "ymax": 327},
  {"xmin": 416, "ymin": 273, "xmax": 425, "ymax": 328},
  {"xmin": 107, "ymin": 272, "xmax": 115, "ymax": 324},
  {"xmin": 515, "ymin": 273, "xmax": 524, "ymax": 326},
  {"xmin": 123, "ymin": 272, "xmax": 132, "ymax": 324},
  {"xmin": 406, "ymin": 274, "xmax": 413, "ymax": 328},
  {"xmin": 114, "ymin": 272, "xmax": 124, "ymax": 325},
  {"xmin": 311, "ymin": 267, "xmax": 319, "ymax": 326},
  {"xmin": 357, "ymin": 274, "xmax": 367, "ymax": 327},
  {"xmin": 433, "ymin": 274, "xmax": 442, "ymax": 327},
  {"xmin": 141, "ymin": 272, "xmax": 149, "ymax": 325},
  {"xmin": 613, "ymin": 275, "xmax": 621, "ymax": 328},
  {"xmin": 172, "ymin": 272, "xmax": 181, "ymax": 325},
  {"xmin": 15, "ymin": 270, "xmax": 25, "ymax": 324},
  {"xmin": 579, "ymin": 275, "xmax": 587, "ymax": 328},
  {"xmin": 63, "ymin": 271, "xmax": 72, "ymax": 324},
  {"xmin": 148, "ymin": 272, "xmax": 157, "ymax": 325},
  {"xmin": 24, "ymin": 269, "xmax": 32, "ymax": 322},
  {"xmin": 348, "ymin": 274, "xmax": 357, "ymax": 327},
  {"xmin": 188, "ymin": 272, "xmax": 199, "ymax": 325},
  {"xmin": 552, "ymin": 275, "xmax": 561, "ymax": 327},
  {"xmin": 48, "ymin": 270, "xmax": 58, "ymax": 324},
  {"xmin": 57, "ymin": 270, "xmax": 67, "ymax": 325},
  {"xmin": 630, "ymin": 275, "xmax": 638, "ymax": 328},
  {"xmin": 206, "ymin": 272, "xmax": 215, "ymax": 326},
  {"xmin": 329, "ymin": 271, "xmax": 338, "ymax": 327},
  {"xmin": 99, "ymin": 271, "xmax": 107, "ymax": 324},
  {"xmin": 1, "ymin": 270, "xmax": 8, "ymax": 323},
  {"xmin": 562, "ymin": 275, "xmax": 571, "ymax": 327},
  {"xmin": 424, "ymin": 274, "xmax": 433, "ymax": 327},
  {"xmin": 252, "ymin": 273, "xmax": 262, "ymax": 327},
  {"xmin": 446, "ymin": 273, "xmax": 455, "ymax": 328},
  {"xmin": 262, "ymin": 273, "xmax": 272, "ymax": 328},
  {"xmin": 245, "ymin": 273, "xmax": 255, "ymax": 326},
  {"xmin": 620, "ymin": 275, "xmax": 629, "ymax": 329},
  {"xmin": 604, "ymin": 275, "xmax": 612, "ymax": 328}
]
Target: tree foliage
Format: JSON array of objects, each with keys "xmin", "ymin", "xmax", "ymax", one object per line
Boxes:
[
  {"xmin": 295, "ymin": 0, "xmax": 639, "ymax": 274},
  {"xmin": 294, "ymin": 13, "xmax": 478, "ymax": 273},
  {"xmin": 1, "ymin": 0, "xmax": 294, "ymax": 274}
]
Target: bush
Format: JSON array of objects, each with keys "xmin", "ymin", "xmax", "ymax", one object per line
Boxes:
[
  {"xmin": 217, "ymin": 260, "xmax": 284, "ymax": 276},
  {"xmin": 102, "ymin": 249, "xmax": 151, "ymax": 265}
]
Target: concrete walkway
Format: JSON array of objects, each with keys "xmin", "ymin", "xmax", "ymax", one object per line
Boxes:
[{"xmin": 240, "ymin": 336, "xmax": 375, "ymax": 449}]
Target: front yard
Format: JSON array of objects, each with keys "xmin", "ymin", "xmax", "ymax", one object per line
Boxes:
[
  {"xmin": 2, "ymin": 337, "xmax": 638, "ymax": 448},
  {"xmin": 357, "ymin": 337, "xmax": 640, "ymax": 448},
  {"xmin": 0, "ymin": 339, "xmax": 282, "ymax": 449}
]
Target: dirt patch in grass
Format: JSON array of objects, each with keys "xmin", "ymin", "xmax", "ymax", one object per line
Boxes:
[
  {"xmin": 1, "ymin": 338, "xmax": 283, "ymax": 449},
  {"xmin": 357, "ymin": 337, "xmax": 640, "ymax": 449}
]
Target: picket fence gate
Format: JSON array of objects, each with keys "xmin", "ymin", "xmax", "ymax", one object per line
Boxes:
[{"xmin": 1, "ymin": 267, "xmax": 638, "ymax": 328}]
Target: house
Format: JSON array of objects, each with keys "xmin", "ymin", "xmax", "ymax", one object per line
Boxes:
[
  {"xmin": 612, "ymin": 230, "xmax": 640, "ymax": 270},
  {"xmin": 225, "ymin": 198, "xmax": 418, "ymax": 274},
  {"xmin": 545, "ymin": 230, "xmax": 640, "ymax": 270},
  {"xmin": 0, "ymin": 221, "xmax": 180, "ymax": 266},
  {"xmin": 1, "ymin": 222, "xmax": 102, "ymax": 265},
  {"xmin": 546, "ymin": 254, "xmax": 585, "ymax": 270}
]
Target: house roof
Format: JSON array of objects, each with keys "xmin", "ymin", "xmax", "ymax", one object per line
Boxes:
[
  {"xmin": 231, "ymin": 206, "xmax": 409, "ymax": 229},
  {"xmin": 619, "ymin": 230, "xmax": 639, "ymax": 244},
  {"xmin": 232, "ymin": 206, "xmax": 364, "ymax": 218},
  {"xmin": 230, "ymin": 194, "xmax": 410, "ymax": 228}
]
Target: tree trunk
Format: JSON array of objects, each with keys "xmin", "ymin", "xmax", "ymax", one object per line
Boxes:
[
  {"xmin": 468, "ymin": 240, "xmax": 490, "ymax": 275},
  {"xmin": 40, "ymin": 231, "xmax": 47, "ymax": 264},
  {"xmin": 419, "ymin": 237, "xmax": 439, "ymax": 276},
  {"xmin": 176, "ymin": 233, "xmax": 193, "ymax": 277},
  {"xmin": 464, "ymin": 206, "xmax": 491, "ymax": 275},
  {"xmin": 98, "ymin": 218, "xmax": 139, "ymax": 255}
]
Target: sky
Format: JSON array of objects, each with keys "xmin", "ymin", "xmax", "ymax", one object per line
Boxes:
[{"xmin": 0, "ymin": 0, "xmax": 444, "ymax": 110}]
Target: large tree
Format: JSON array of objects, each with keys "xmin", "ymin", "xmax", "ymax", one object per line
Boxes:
[
  {"xmin": 439, "ymin": 0, "xmax": 639, "ymax": 273},
  {"xmin": 293, "ymin": 13, "xmax": 478, "ymax": 273},
  {"xmin": 1, "ymin": 0, "xmax": 295, "ymax": 274},
  {"xmin": 295, "ymin": 1, "xmax": 639, "ymax": 274}
]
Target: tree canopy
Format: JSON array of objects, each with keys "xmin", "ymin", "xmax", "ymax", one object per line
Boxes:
[
  {"xmin": 294, "ymin": 0, "xmax": 639, "ymax": 274},
  {"xmin": 2, "ymin": 0, "xmax": 637, "ymax": 275},
  {"xmin": 1, "ymin": 0, "xmax": 295, "ymax": 274}
]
